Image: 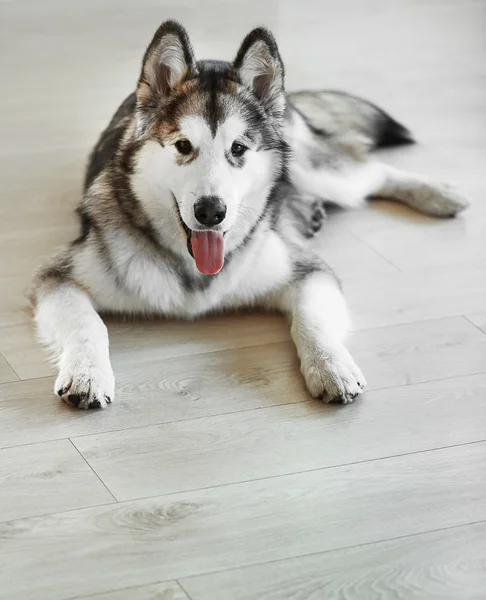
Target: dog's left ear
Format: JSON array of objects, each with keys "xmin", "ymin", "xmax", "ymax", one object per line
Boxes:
[
  {"xmin": 136, "ymin": 20, "xmax": 196, "ymax": 131},
  {"xmin": 232, "ymin": 28, "xmax": 286, "ymax": 119}
]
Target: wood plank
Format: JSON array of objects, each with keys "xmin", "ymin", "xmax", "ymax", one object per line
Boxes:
[
  {"xmin": 181, "ymin": 522, "xmax": 486, "ymax": 600},
  {"xmin": 0, "ymin": 342, "xmax": 304, "ymax": 449},
  {"xmin": 345, "ymin": 262, "xmax": 486, "ymax": 331},
  {"xmin": 2, "ymin": 316, "xmax": 486, "ymax": 449},
  {"xmin": 71, "ymin": 581, "xmax": 189, "ymax": 600},
  {"xmin": 2, "ymin": 313, "xmax": 290, "ymax": 381},
  {"xmin": 1, "ymin": 1, "xmax": 485, "ymax": 599},
  {"xmin": 72, "ymin": 373, "xmax": 486, "ymax": 501},
  {"xmin": 310, "ymin": 229, "xmax": 399, "ymax": 281},
  {"xmin": 0, "ymin": 440, "xmax": 114, "ymax": 522},
  {"xmin": 0, "ymin": 276, "xmax": 33, "ymax": 330},
  {"xmin": 1, "ymin": 443, "xmax": 485, "ymax": 600},
  {"xmin": 352, "ymin": 208, "xmax": 486, "ymax": 271},
  {"xmin": 3, "ymin": 290, "xmax": 486, "ymax": 384},
  {"xmin": 348, "ymin": 316, "xmax": 486, "ymax": 389},
  {"xmin": 0, "ymin": 353, "xmax": 18, "ymax": 384}
]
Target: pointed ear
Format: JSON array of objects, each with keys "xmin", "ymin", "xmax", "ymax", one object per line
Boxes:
[
  {"xmin": 136, "ymin": 20, "xmax": 196, "ymax": 129},
  {"xmin": 232, "ymin": 28, "xmax": 286, "ymax": 118}
]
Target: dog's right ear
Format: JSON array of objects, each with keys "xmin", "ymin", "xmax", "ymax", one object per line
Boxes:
[{"xmin": 136, "ymin": 20, "xmax": 196, "ymax": 131}]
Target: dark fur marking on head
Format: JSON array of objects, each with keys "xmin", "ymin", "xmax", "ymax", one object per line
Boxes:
[{"xmin": 195, "ymin": 61, "xmax": 233, "ymax": 136}]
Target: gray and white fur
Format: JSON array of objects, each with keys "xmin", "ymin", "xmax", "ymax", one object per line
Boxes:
[{"xmin": 29, "ymin": 21, "xmax": 469, "ymax": 409}]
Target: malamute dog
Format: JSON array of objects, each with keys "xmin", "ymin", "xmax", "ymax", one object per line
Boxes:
[{"xmin": 30, "ymin": 21, "xmax": 469, "ymax": 409}]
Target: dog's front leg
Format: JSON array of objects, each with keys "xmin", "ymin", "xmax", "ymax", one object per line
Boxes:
[
  {"xmin": 277, "ymin": 270, "xmax": 366, "ymax": 403},
  {"xmin": 30, "ymin": 280, "xmax": 114, "ymax": 409}
]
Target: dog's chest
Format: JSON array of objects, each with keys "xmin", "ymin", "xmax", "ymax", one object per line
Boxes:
[{"xmin": 109, "ymin": 229, "xmax": 292, "ymax": 317}]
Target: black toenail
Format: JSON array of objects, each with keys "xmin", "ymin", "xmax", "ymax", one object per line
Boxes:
[
  {"xmin": 67, "ymin": 394, "xmax": 81, "ymax": 407},
  {"xmin": 89, "ymin": 399, "xmax": 101, "ymax": 409},
  {"xmin": 330, "ymin": 395, "xmax": 344, "ymax": 404},
  {"xmin": 104, "ymin": 395, "xmax": 112, "ymax": 404}
]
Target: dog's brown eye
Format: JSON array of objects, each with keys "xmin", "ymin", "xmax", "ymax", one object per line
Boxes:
[
  {"xmin": 175, "ymin": 139, "xmax": 193, "ymax": 155},
  {"xmin": 231, "ymin": 142, "xmax": 247, "ymax": 157}
]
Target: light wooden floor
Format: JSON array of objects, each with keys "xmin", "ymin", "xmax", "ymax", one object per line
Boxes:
[{"xmin": 1, "ymin": 1, "xmax": 486, "ymax": 599}]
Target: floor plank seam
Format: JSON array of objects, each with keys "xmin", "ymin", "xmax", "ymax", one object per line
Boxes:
[
  {"xmin": 3, "ymin": 369, "xmax": 486, "ymax": 452},
  {"xmin": 61, "ymin": 580, "xmax": 189, "ymax": 600},
  {"xmin": 5, "ymin": 314, "xmax": 486, "ymax": 385},
  {"xmin": 88, "ymin": 437, "xmax": 486, "ymax": 504},
  {"xmin": 3, "ymin": 438, "xmax": 486, "ymax": 529},
  {"xmin": 175, "ymin": 518, "xmax": 486, "ymax": 586},
  {"xmin": 0, "ymin": 350, "xmax": 21, "ymax": 382},
  {"xmin": 68, "ymin": 438, "xmax": 119, "ymax": 503},
  {"xmin": 347, "ymin": 312, "xmax": 486, "ymax": 335},
  {"xmin": 0, "ymin": 434, "xmax": 83, "ymax": 452},
  {"xmin": 63, "ymin": 438, "xmax": 486, "ymax": 517},
  {"xmin": 176, "ymin": 580, "xmax": 195, "ymax": 600},
  {"xmin": 66, "ymin": 370, "xmax": 486, "ymax": 438},
  {"xmin": 55, "ymin": 518, "xmax": 486, "ymax": 600},
  {"xmin": 33, "ymin": 399, "xmax": 306, "ymax": 445},
  {"xmin": 464, "ymin": 314, "xmax": 486, "ymax": 336},
  {"xmin": 349, "ymin": 229, "xmax": 402, "ymax": 272}
]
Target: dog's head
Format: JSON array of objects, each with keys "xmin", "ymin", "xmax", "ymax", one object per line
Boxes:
[{"xmin": 132, "ymin": 20, "xmax": 288, "ymax": 275}]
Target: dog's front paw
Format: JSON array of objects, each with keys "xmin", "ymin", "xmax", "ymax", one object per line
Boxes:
[
  {"xmin": 300, "ymin": 346, "xmax": 366, "ymax": 404},
  {"xmin": 418, "ymin": 182, "xmax": 470, "ymax": 218},
  {"xmin": 55, "ymin": 351, "xmax": 115, "ymax": 409}
]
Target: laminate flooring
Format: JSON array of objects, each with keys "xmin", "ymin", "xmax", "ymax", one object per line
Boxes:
[{"xmin": 1, "ymin": 1, "xmax": 485, "ymax": 598}]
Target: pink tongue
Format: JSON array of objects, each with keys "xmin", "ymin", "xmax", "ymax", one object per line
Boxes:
[{"xmin": 191, "ymin": 231, "xmax": 225, "ymax": 275}]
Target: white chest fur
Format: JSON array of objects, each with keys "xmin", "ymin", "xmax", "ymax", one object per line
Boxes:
[{"xmin": 75, "ymin": 226, "xmax": 292, "ymax": 318}]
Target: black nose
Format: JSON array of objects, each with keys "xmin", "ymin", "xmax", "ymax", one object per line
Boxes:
[{"xmin": 194, "ymin": 196, "xmax": 227, "ymax": 227}]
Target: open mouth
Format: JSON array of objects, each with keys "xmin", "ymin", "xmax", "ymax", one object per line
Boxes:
[{"xmin": 174, "ymin": 196, "xmax": 226, "ymax": 276}]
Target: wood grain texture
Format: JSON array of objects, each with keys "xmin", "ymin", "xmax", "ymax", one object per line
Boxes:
[
  {"xmin": 1, "ymin": 318, "xmax": 485, "ymax": 450},
  {"xmin": 352, "ymin": 210, "xmax": 486, "ymax": 271},
  {"xmin": 1, "ymin": 443, "xmax": 485, "ymax": 600},
  {"xmin": 1, "ymin": 313, "xmax": 291, "ymax": 381},
  {"xmin": 347, "ymin": 316, "xmax": 486, "ymax": 389},
  {"xmin": 1, "ymin": 0, "xmax": 485, "ymax": 598},
  {"xmin": 0, "ymin": 440, "xmax": 114, "ymax": 522},
  {"xmin": 181, "ymin": 521, "xmax": 486, "ymax": 600},
  {"xmin": 71, "ymin": 581, "xmax": 189, "ymax": 600},
  {"xmin": 72, "ymin": 373, "xmax": 486, "ymax": 501},
  {"xmin": 345, "ymin": 262, "xmax": 486, "ymax": 331},
  {"xmin": 0, "ymin": 342, "xmax": 305, "ymax": 449}
]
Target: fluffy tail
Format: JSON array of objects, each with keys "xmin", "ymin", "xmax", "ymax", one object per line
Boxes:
[{"xmin": 287, "ymin": 90, "xmax": 414, "ymax": 150}]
